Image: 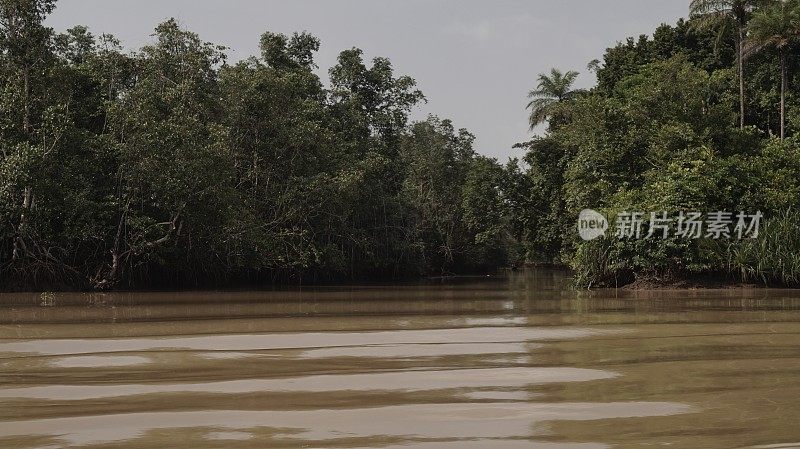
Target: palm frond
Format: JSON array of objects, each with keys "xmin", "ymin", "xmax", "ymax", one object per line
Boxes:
[{"xmin": 526, "ymin": 68, "xmax": 581, "ymax": 130}]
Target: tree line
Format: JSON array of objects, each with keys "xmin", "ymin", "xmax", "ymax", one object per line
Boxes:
[
  {"xmin": 517, "ymin": 0, "xmax": 800, "ymax": 287},
  {"xmin": 2, "ymin": 0, "xmax": 799, "ymax": 291},
  {"xmin": 0, "ymin": 0, "xmax": 517, "ymax": 290}
]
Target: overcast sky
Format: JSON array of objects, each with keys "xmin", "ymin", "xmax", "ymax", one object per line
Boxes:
[{"xmin": 46, "ymin": 0, "xmax": 689, "ymax": 161}]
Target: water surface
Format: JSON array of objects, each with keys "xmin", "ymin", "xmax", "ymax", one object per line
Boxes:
[{"xmin": 1, "ymin": 271, "xmax": 800, "ymax": 448}]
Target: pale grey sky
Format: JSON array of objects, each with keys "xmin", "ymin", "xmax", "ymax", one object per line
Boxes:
[{"xmin": 46, "ymin": 0, "xmax": 689, "ymax": 161}]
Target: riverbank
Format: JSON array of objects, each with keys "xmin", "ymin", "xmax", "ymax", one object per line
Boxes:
[
  {"xmin": 1, "ymin": 273, "xmax": 779, "ymax": 294},
  {"xmin": 0, "ymin": 271, "xmax": 512, "ymax": 294},
  {"xmin": 621, "ymin": 276, "xmax": 762, "ymax": 291}
]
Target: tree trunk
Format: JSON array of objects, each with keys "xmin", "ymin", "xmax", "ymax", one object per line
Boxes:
[
  {"xmin": 23, "ymin": 66, "xmax": 30, "ymax": 132},
  {"xmin": 12, "ymin": 187, "xmax": 32, "ymax": 261},
  {"xmin": 13, "ymin": 66, "xmax": 33, "ymax": 261},
  {"xmin": 738, "ymin": 26, "xmax": 745, "ymax": 130},
  {"xmin": 781, "ymin": 51, "xmax": 786, "ymax": 142}
]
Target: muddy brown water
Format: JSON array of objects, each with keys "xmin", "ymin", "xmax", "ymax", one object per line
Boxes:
[{"xmin": 1, "ymin": 270, "xmax": 800, "ymax": 448}]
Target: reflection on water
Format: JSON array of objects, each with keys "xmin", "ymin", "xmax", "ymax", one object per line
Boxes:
[
  {"xmin": 50, "ymin": 355, "xmax": 151, "ymax": 369},
  {"xmin": 1, "ymin": 270, "xmax": 800, "ymax": 448}
]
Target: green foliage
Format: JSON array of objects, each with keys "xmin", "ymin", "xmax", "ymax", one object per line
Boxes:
[
  {"xmin": 0, "ymin": 2, "xmax": 514, "ymax": 290},
  {"xmin": 745, "ymin": 0, "xmax": 800, "ymax": 140},
  {"xmin": 526, "ymin": 69, "xmax": 582, "ymax": 131},
  {"xmin": 510, "ymin": 137, "xmax": 570, "ymax": 263},
  {"xmin": 596, "ymin": 19, "xmax": 736, "ymax": 95},
  {"xmin": 710, "ymin": 210, "xmax": 800, "ymax": 286},
  {"xmin": 4, "ymin": 0, "xmax": 800, "ymax": 290},
  {"xmin": 399, "ymin": 117, "xmax": 510, "ymax": 274},
  {"xmin": 510, "ymin": 2, "xmax": 800, "ymax": 288}
]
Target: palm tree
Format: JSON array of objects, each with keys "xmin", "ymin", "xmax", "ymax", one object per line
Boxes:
[
  {"xmin": 690, "ymin": 0, "xmax": 775, "ymax": 129},
  {"xmin": 746, "ymin": 0, "xmax": 800, "ymax": 140},
  {"xmin": 526, "ymin": 69, "xmax": 580, "ymax": 131}
]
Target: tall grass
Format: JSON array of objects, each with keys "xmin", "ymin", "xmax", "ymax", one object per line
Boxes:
[
  {"xmin": 570, "ymin": 237, "xmax": 634, "ymax": 288},
  {"xmin": 718, "ymin": 210, "xmax": 800, "ymax": 287}
]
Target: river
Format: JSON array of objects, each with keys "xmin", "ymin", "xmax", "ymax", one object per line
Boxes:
[{"xmin": 1, "ymin": 270, "xmax": 799, "ymax": 448}]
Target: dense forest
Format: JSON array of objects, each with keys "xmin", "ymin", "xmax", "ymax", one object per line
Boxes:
[
  {"xmin": 0, "ymin": 0, "xmax": 516, "ymax": 290},
  {"xmin": 0, "ymin": 0, "xmax": 799, "ymax": 290},
  {"xmin": 520, "ymin": 0, "xmax": 800, "ymax": 287}
]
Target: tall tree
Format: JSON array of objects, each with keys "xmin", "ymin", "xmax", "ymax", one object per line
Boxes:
[
  {"xmin": 0, "ymin": 0, "xmax": 55, "ymax": 133},
  {"xmin": 690, "ymin": 0, "xmax": 774, "ymax": 129},
  {"xmin": 219, "ymin": 31, "xmax": 335, "ymax": 277},
  {"xmin": 526, "ymin": 69, "xmax": 581, "ymax": 131},
  {"xmin": 97, "ymin": 19, "xmax": 233, "ymax": 288},
  {"xmin": 400, "ymin": 117, "xmax": 474, "ymax": 273},
  {"xmin": 747, "ymin": 0, "xmax": 800, "ymax": 140},
  {"xmin": 0, "ymin": 0, "xmax": 57, "ymax": 262}
]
